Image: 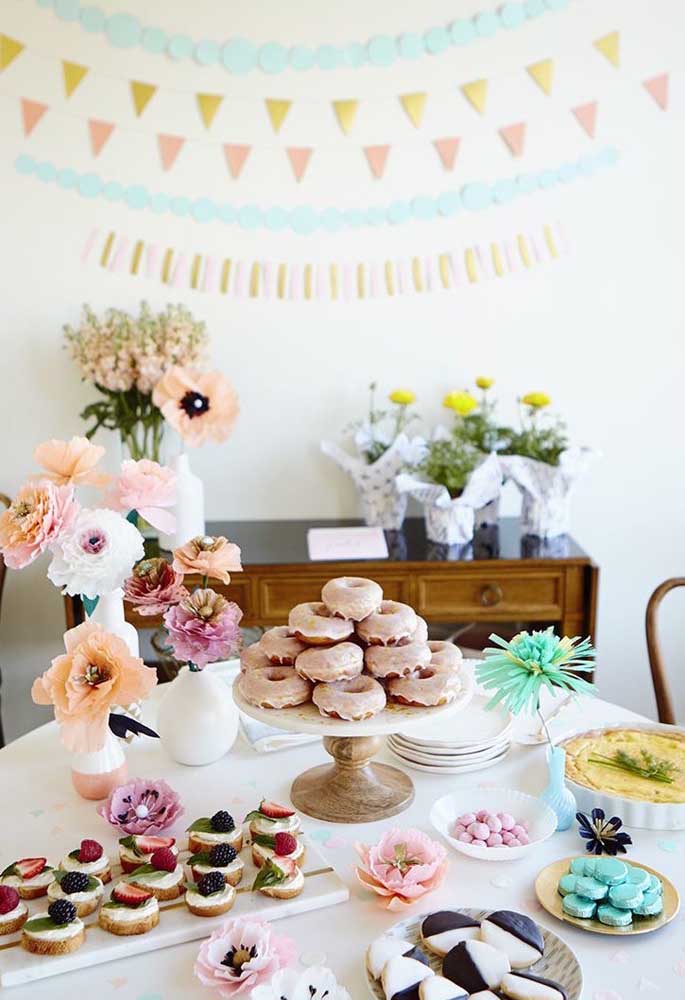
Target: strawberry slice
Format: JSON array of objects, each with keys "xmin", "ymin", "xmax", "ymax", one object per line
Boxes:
[
  {"xmin": 134, "ymin": 835, "xmax": 175, "ymax": 854},
  {"xmin": 15, "ymin": 858, "xmax": 47, "ymax": 880},
  {"xmin": 260, "ymin": 800, "xmax": 295, "ymax": 819},
  {"xmin": 272, "ymin": 856, "xmax": 297, "ymax": 878},
  {"xmin": 112, "ymin": 882, "xmax": 153, "ymax": 906}
]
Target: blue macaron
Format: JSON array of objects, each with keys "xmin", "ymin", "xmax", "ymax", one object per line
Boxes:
[
  {"xmin": 558, "ymin": 874, "xmax": 578, "ymax": 896},
  {"xmin": 594, "ymin": 858, "xmax": 629, "ymax": 885},
  {"xmin": 575, "ymin": 876, "xmax": 609, "ymax": 900},
  {"xmin": 562, "ymin": 893, "xmax": 597, "ymax": 919},
  {"xmin": 597, "ymin": 903, "xmax": 633, "ymax": 927},
  {"xmin": 633, "ymin": 891, "xmax": 663, "ymax": 917},
  {"xmin": 608, "ymin": 883, "xmax": 644, "ymax": 909},
  {"xmin": 626, "ymin": 866, "xmax": 651, "ymax": 893}
]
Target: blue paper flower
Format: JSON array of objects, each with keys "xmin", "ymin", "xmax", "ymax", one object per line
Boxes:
[{"xmin": 576, "ymin": 808, "xmax": 632, "ymax": 855}]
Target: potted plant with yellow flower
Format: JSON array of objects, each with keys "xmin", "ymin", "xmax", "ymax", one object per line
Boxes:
[{"xmin": 321, "ymin": 383, "xmax": 427, "ymax": 530}]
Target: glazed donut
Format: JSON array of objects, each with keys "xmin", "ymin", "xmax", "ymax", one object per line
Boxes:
[
  {"xmin": 237, "ymin": 666, "xmax": 312, "ymax": 710},
  {"xmin": 295, "ymin": 642, "xmax": 363, "ymax": 683},
  {"xmin": 356, "ymin": 601, "xmax": 417, "ymax": 646},
  {"xmin": 240, "ymin": 643, "xmax": 272, "ymax": 673},
  {"xmin": 312, "ymin": 675, "xmax": 387, "ymax": 721},
  {"xmin": 387, "ymin": 663, "xmax": 461, "ymax": 707},
  {"xmin": 413, "ymin": 616, "xmax": 429, "ymax": 644},
  {"xmin": 260, "ymin": 626, "xmax": 307, "ymax": 665},
  {"xmin": 288, "ymin": 602, "xmax": 354, "ymax": 646},
  {"xmin": 428, "ymin": 640, "xmax": 463, "ymax": 671},
  {"xmin": 364, "ymin": 641, "xmax": 432, "ymax": 680},
  {"xmin": 321, "ymin": 577, "xmax": 382, "ymax": 621}
]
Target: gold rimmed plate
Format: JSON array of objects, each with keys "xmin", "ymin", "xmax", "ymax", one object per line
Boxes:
[{"xmin": 535, "ymin": 857, "xmax": 680, "ymax": 936}]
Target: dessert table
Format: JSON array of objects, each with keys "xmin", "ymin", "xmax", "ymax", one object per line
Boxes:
[{"xmin": 1, "ymin": 683, "xmax": 683, "ymax": 999}]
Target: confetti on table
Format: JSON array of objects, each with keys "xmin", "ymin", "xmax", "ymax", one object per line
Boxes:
[
  {"xmin": 109, "ymin": 978, "xmax": 127, "ymax": 989},
  {"xmin": 310, "ymin": 829, "xmax": 332, "ymax": 843},
  {"xmin": 325, "ymin": 836, "xmax": 349, "ymax": 849},
  {"xmin": 638, "ymin": 978, "xmax": 659, "ymax": 992},
  {"xmin": 301, "ymin": 951, "xmax": 327, "ymax": 966},
  {"xmin": 673, "ymin": 960, "xmax": 685, "ymax": 977},
  {"xmin": 594, "ymin": 991, "xmax": 623, "ymax": 1000},
  {"xmin": 610, "ymin": 950, "xmax": 629, "ymax": 964},
  {"xmin": 29, "ymin": 808, "xmax": 44, "ymax": 818},
  {"xmin": 657, "ymin": 840, "xmax": 678, "ymax": 853},
  {"xmin": 490, "ymin": 876, "xmax": 513, "ymax": 889}
]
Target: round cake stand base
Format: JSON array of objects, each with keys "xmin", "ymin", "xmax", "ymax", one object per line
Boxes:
[{"xmin": 290, "ymin": 734, "xmax": 414, "ymax": 823}]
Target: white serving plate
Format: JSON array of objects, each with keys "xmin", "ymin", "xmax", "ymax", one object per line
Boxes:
[
  {"xmin": 365, "ymin": 907, "xmax": 583, "ymax": 1000},
  {"xmin": 559, "ymin": 721, "xmax": 685, "ymax": 831},
  {"xmin": 395, "ymin": 692, "xmax": 512, "ymax": 749},
  {"xmin": 387, "ymin": 745, "xmax": 510, "ymax": 775},
  {"xmin": 430, "ymin": 788, "xmax": 557, "ymax": 861},
  {"xmin": 387, "ymin": 736, "xmax": 510, "ymax": 766},
  {"xmin": 391, "ymin": 733, "xmax": 509, "ymax": 756}
]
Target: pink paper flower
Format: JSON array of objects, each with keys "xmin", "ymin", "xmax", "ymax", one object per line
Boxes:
[
  {"xmin": 0, "ymin": 479, "xmax": 79, "ymax": 569},
  {"xmin": 106, "ymin": 459, "xmax": 176, "ymax": 533},
  {"xmin": 194, "ymin": 917, "xmax": 297, "ymax": 997},
  {"xmin": 153, "ymin": 366, "xmax": 239, "ymax": 447},
  {"xmin": 123, "ymin": 557, "xmax": 189, "ymax": 616},
  {"xmin": 163, "ymin": 588, "xmax": 242, "ymax": 668},
  {"xmin": 98, "ymin": 777, "xmax": 184, "ymax": 834},
  {"xmin": 354, "ymin": 827, "xmax": 448, "ymax": 910}
]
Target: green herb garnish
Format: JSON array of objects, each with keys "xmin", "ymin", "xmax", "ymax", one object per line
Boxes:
[
  {"xmin": 128, "ymin": 864, "xmax": 172, "ymax": 881},
  {"xmin": 250, "ymin": 832, "xmax": 276, "ymax": 849},
  {"xmin": 103, "ymin": 899, "xmax": 149, "ymax": 910},
  {"xmin": 24, "ymin": 916, "xmax": 63, "ymax": 932},
  {"xmin": 588, "ymin": 749, "xmax": 679, "ymax": 785},
  {"xmin": 53, "ymin": 870, "xmax": 100, "ymax": 892},
  {"xmin": 186, "ymin": 817, "xmax": 214, "ymax": 834},
  {"xmin": 251, "ymin": 859, "xmax": 287, "ymax": 892},
  {"xmin": 187, "ymin": 851, "xmax": 213, "ymax": 867},
  {"xmin": 118, "ymin": 835, "xmax": 144, "ymax": 857},
  {"xmin": 244, "ymin": 809, "xmax": 276, "ymax": 825}
]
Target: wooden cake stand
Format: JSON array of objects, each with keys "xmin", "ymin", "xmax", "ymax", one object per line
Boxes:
[{"xmin": 234, "ymin": 672, "xmax": 474, "ymax": 824}]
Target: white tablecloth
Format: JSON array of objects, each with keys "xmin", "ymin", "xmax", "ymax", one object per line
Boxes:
[{"xmin": 1, "ymin": 689, "xmax": 683, "ymax": 1000}]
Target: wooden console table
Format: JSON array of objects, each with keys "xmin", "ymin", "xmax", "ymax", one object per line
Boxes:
[{"xmin": 64, "ymin": 518, "xmax": 599, "ymax": 653}]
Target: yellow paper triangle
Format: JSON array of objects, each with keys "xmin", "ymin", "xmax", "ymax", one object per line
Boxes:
[
  {"xmin": 399, "ymin": 92, "xmax": 427, "ymax": 128},
  {"xmin": 62, "ymin": 60, "xmax": 88, "ymax": 98},
  {"xmin": 332, "ymin": 99, "xmax": 358, "ymax": 135},
  {"xmin": 0, "ymin": 34, "xmax": 24, "ymax": 72},
  {"xmin": 130, "ymin": 80, "xmax": 157, "ymax": 117},
  {"xmin": 594, "ymin": 31, "xmax": 620, "ymax": 68},
  {"xmin": 265, "ymin": 98, "xmax": 291, "ymax": 133},
  {"xmin": 196, "ymin": 93, "xmax": 223, "ymax": 129},
  {"xmin": 461, "ymin": 79, "xmax": 488, "ymax": 115},
  {"xmin": 526, "ymin": 59, "xmax": 554, "ymax": 96}
]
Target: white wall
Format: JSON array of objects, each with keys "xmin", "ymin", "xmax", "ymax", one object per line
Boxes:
[{"xmin": 2, "ymin": 0, "xmax": 685, "ymax": 739}]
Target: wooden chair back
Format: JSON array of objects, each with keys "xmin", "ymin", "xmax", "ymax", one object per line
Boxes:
[
  {"xmin": 645, "ymin": 578, "xmax": 685, "ymax": 725},
  {"xmin": 0, "ymin": 493, "xmax": 10, "ymax": 747}
]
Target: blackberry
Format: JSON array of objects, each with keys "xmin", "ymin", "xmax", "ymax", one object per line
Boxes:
[
  {"xmin": 61, "ymin": 872, "xmax": 90, "ymax": 894},
  {"xmin": 209, "ymin": 843, "xmax": 237, "ymax": 867},
  {"xmin": 48, "ymin": 899, "xmax": 77, "ymax": 925},
  {"xmin": 197, "ymin": 871, "xmax": 226, "ymax": 897},
  {"xmin": 210, "ymin": 810, "xmax": 235, "ymax": 833}
]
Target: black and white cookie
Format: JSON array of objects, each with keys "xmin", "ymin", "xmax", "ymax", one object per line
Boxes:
[
  {"xmin": 367, "ymin": 936, "xmax": 415, "ymax": 979},
  {"xmin": 500, "ymin": 971, "xmax": 568, "ymax": 1000},
  {"xmin": 419, "ymin": 975, "xmax": 468, "ymax": 999},
  {"xmin": 480, "ymin": 911, "xmax": 544, "ymax": 969},
  {"xmin": 421, "ymin": 911, "xmax": 481, "ymax": 957},
  {"xmin": 381, "ymin": 953, "xmax": 434, "ymax": 1000},
  {"xmin": 469, "ymin": 992, "xmax": 506, "ymax": 1000},
  {"xmin": 442, "ymin": 940, "xmax": 510, "ymax": 994}
]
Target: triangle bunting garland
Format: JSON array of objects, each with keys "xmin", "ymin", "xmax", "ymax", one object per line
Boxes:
[
  {"xmin": 332, "ymin": 99, "xmax": 358, "ymax": 135},
  {"xmin": 572, "ymin": 101, "xmax": 597, "ymax": 138},
  {"xmin": 21, "ymin": 98, "xmax": 47, "ymax": 136},
  {"xmin": 643, "ymin": 73, "xmax": 669, "ymax": 110},
  {"xmin": 499, "ymin": 122, "xmax": 526, "ymax": 157},
  {"xmin": 527, "ymin": 59, "xmax": 554, "ymax": 95},
  {"xmin": 196, "ymin": 93, "xmax": 223, "ymax": 129},
  {"xmin": 62, "ymin": 60, "xmax": 88, "ymax": 98},
  {"xmin": 0, "ymin": 34, "xmax": 24, "ymax": 71},
  {"xmin": 265, "ymin": 98, "xmax": 291, "ymax": 132},
  {"xmin": 433, "ymin": 137, "xmax": 460, "ymax": 170},
  {"xmin": 157, "ymin": 133, "xmax": 185, "ymax": 170},
  {"xmin": 223, "ymin": 143, "xmax": 251, "ymax": 179},
  {"xmin": 594, "ymin": 31, "xmax": 620, "ymax": 68},
  {"xmin": 88, "ymin": 118, "xmax": 115, "ymax": 156},
  {"xmin": 286, "ymin": 147, "xmax": 313, "ymax": 182},
  {"xmin": 400, "ymin": 92, "xmax": 427, "ymax": 128},
  {"xmin": 461, "ymin": 79, "xmax": 488, "ymax": 115},
  {"xmin": 130, "ymin": 80, "xmax": 157, "ymax": 117},
  {"xmin": 364, "ymin": 144, "xmax": 390, "ymax": 179}
]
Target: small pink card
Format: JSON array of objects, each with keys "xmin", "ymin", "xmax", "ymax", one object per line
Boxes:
[{"xmin": 307, "ymin": 526, "xmax": 389, "ymax": 561}]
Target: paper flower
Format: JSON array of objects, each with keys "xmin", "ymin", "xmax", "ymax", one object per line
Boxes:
[
  {"xmin": 172, "ymin": 535, "xmax": 242, "ymax": 585},
  {"xmin": 194, "ymin": 917, "xmax": 297, "ymax": 997},
  {"xmin": 355, "ymin": 827, "xmax": 448, "ymax": 910},
  {"xmin": 476, "ymin": 628, "xmax": 596, "ymax": 716},
  {"xmin": 33, "ymin": 436, "xmax": 110, "ymax": 488},
  {"xmin": 123, "ymin": 557, "xmax": 188, "ymax": 616},
  {"xmin": 153, "ymin": 365, "xmax": 239, "ymax": 446},
  {"xmin": 251, "ymin": 967, "xmax": 351, "ymax": 1000},
  {"xmin": 31, "ymin": 621, "xmax": 156, "ymax": 752},
  {"xmin": 0, "ymin": 479, "xmax": 79, "ymax": 570},
  {"xmin": 389, "ymin": 388, "xmax": 416, "ymax": 406},
  {"xmin": 47, "ymin": 507, "xmax": 144, "ymax": 599},
  {"xmin": 163, "ymin": 588, "xmax": 242, "ymax": 668},
  {"xmin": 106, "ymin": 459, "xmax": 176, "ymax": 533},
  {"xmin": 443, "ymin": 390, "xmax": 478, "ymax": 416},
  {"xmin": 576, "ymin": 808, "xmax": 633, "ymax": 856},
  {"xmin": 521, "ymin": 391, "xmax": 551, "ymax": 409},
  {"xmin": 476, "ymin": 376, "xmax": 494, "ymax": 390},
  {"xmin": 98, "ymin": 777, "xmax": 184, "ymax": 835}
]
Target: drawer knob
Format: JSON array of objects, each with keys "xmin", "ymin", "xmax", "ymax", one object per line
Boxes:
[{"xmin": 480, "ymin": 583, "xmax": 503, "ymax": 607}]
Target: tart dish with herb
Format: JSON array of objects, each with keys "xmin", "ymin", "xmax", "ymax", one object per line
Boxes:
[
  {"xmin": 98, "ymin": 882, "xmax": 160, "ymax": 936},
  {"xmin": 187, "ymin": 810, "xmax": 243, "ymax": 853},
  {"xmin": 118, "ymin": 834, "xmax": 178, "ymax": 874},
  {"xmin": 47, "ymin": 869, "xmax": 104, "ymax": 917},
  {"xmin": 252, "ymin": 856, "xmax": 304, "ymax": 899},
  {"xmin": 185, "ymin": 871, "xmax": 236, "ymax": 917},
  {"xmin": 245, "ymin": 800, "xmax": 301, "ymax": 838},
  {"xmin": 251, "ymin": 830, "xmax": 305, "ymax": 869},
  {"xmin": 21, "ymin": 900, "xmax": 85, "ymax": 955},
  {"xmin": 0, "ymin": 886, "xmax": 28, "ymax": 935},
  {"xmin": 60, "ymin": 838, "xmax": 111, "ymax": 883},
  {"xmin": 187, "ymin": 843, "xmax": 244, "ymax": 886},
  {"xmin": 125, "ymin": 847, "xmax": 185, "ymax": 901},
  {"xmin": 0, "ymin": 857, "xmax": 54, "ymax": 899}
]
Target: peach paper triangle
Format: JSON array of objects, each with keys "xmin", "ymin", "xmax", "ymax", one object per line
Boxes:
[
  {"xmin": 363, "ymin": 144, "xmax": 390, "ymax": 179},
  {"xmin": 223, "ymin": 143, "xmax": 251, "ymax": 179},
  {"xmin": 433, "ymin": 137, "xmax": 460, "ymax": 170},
  {"xmin": 88, "ymin": 118, "xmax": 115, "ymax": 156},
  {"xmin": 594, "ymin": 31, "xmax": 620, "ymax": 68},
  {"xmin": 572, "ymin": 101, "xmax": 597, "ymax": 138},
  {"xmin": 157, "ymin": 133, "xmax": 185, "ymax": 171},
  {"xmin": 400, "ymin": 92, "xmax": 427, "ymax": 128},
  {"xmin": 130, "ymin": 80, "xmax": 157, "ymax": 117},
  {"xmin": 286, "ymin": 146, "xmax": 312, "ymax": 182},
  {"xmin": 332, "ymin": 99, "xmax": 358, "ymax": 134},
  {"xmin": 62, "ymin": 60, "xmax": 88, "ymax": 98},
  {"xmin": 499, "ymin": 122, "xmax": 526, "ymax": 157},
  {"xmin": 0, "ymin": 34, "xmax": 24, "ymax": 71},
  {"xmin": 196, "ymin": 93, "xmax": 223, "ymax": 129},
  {"xmin": 643, "ymin": 73, "xmax": 669, "ymax": 110},
  {"xmin": 21, "ymin": 98, "xmax": 47, "ymax": 136},
  {"xmin": 526, "ymin": 59, "xmax": 554, "ymax": 96}
]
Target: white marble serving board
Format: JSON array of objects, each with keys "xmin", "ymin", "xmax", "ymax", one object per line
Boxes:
[{"xmin": 0, "ymin": 840, "xmax": 348, "ymax": 987}]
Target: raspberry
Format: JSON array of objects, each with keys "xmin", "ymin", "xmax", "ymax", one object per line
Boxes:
[
  {"xmin": 274, "ymin": 832, "xmax": 297, "ymax": 857},
  {"xmin": 78, "ymin": 839, "xmax": 103, "ymax": 863},
  {"xmin": 0, "ymin": 886, "xmax": 19, "ymax": 915},
  {"xmin": 210, "ymin": 810, "xmax": 235, "ymax": 833},
  {"xmin": 61, "ymin": 872, "xmax": 90, "ymax": 894},
  {"xmin": 150, "ymin": 847, "xmax": 177, "ymax": 872},
  {"xmin": 197, "ymin": 871, "xmax": 225, "ymax": 897},
  {"xmin": 48, "ymin": 899, "xmax": 76, "ymax": 925},
  {"xmin": 209, "ymin": 843, "xmax": 236, "ymax": 867}
]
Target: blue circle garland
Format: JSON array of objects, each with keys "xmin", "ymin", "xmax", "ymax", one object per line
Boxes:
[{"xmin": 15, "ymin": 147, "xmax": 617, "ymax": 235}]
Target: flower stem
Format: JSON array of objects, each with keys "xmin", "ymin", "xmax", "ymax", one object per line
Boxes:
[
  {"xmin": 538, "ymin": 708, "xmax": 554, "ymax": 747},
  {"xmin": 188, "ymin": 661, "xmax": 201, "ymax": 673}
]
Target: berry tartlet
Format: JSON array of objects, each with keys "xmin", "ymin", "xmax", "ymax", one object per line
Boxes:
[
  {"xmin": 1, "ymin": 858, "xmax": 54, "ymax": 899},
  {"xmin": 187, "ymin": 810, "xmax": 243, "ymax": 854},
  {"xmin": 60, "ymin": 839, "xmax": 111, "ymax": 883},
  {"xmin": 0, "ymin": 886, "xmax": 28, "ymax": 935},
  {"xmin": 118, "ymin": 834, "xmax": 178, "ymax": 875},
  {"xmin": 98, "ymin": 883, "xmax": 160, "ymax": 936},
  {"xmin": 251, "ymin": 831, "xmax": 305, "ymax": 870},
  {"xmin": 21, "ymin": 900, "xmax": 85, "ymax": 955},
  {"xmin": 252, "ymin": 856, "xmax": 305, "ymax": 899},
  {"xmin": 187, "ymin": 843, "xmax": 244, "ymax": 887},
  {"xmin": 47, "ymin": 870, "xmax": 104, "ymax": 917},
  {"xmin": 126, "ymin": 847, "xmax": 185, "ymax": 900},
  {"xmin": 245, "ymin": 800, "xmax": 301, "ymax": 840},
  {"xmin": 185, "ymin": 871, "xmax": 236, "ymax": 917}
]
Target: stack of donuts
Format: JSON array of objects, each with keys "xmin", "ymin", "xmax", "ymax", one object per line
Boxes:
[{"xmin": 236, "ymin": 577, "xmax": 464, "ymax": 722}]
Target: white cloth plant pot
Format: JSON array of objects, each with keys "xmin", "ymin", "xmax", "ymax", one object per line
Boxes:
[
  {"xmin": 157, "ymin": 666, "xmax": 239, "ymax": 766},
  {"xmin": 321, "ymin": 435, "xmax": 414, "ymax": 530},
  {"xmin": 500, "ymin": 447, "xmax": 596, "ymax": 539},
  {"xmin": 475, "ymin": 497, "xmax": 500, "ymax": 529}
]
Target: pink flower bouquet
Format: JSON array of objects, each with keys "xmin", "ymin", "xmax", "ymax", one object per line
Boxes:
[
  {"xmin": 194, "ymin": 917, "xmax": 296, "ymax": 997},
  {"xmin": 123, "ymin": 557, "xmax": 188, "ymax": 616},
  {"xmin": 98, "ymin": 777, "xmax": 184, "ymax": 835},
  {"xmin": 355, "ymin": 827, "xmax": 448, "ymax": 910},
  {"xmin": 163, "ymin": 589, "xmax": 242, "ymax": 669},
  {"xmin": 0, "ymin": 480, "xmax": 79, "ymax": 569}
]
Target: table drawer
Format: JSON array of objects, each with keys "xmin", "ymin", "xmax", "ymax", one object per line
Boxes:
[
  {"xmin": 259, "ymin": 573, "xmax": 410, "ymax": 621},
  {"xmin": 414, "ymin": 571, "xmax": 563, "ymax": 619}
]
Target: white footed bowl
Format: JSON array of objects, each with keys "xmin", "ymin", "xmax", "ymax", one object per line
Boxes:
[{"xmin": 430, "ymin": 787, "xmax": 557, "ymax": 861}]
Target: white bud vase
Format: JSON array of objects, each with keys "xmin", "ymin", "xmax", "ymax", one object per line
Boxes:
[
  {"xmin": 157, "ymin": 666, "xmax": 239, "ymax": 766},
  {"xmin": 88, "ymin": 588, "xmax": 140, "ymax": 657},
  {"xmin": 71, "ymin": 729, "xmax": 128, "ymax": 800},
  {"xmin": 159, "ymin": 453, "xmax": 205, "ymax": 551}
]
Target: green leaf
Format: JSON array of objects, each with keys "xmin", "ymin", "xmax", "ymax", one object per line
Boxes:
[
  {"xmin": 128, "ymin": 864, "xmax": 170, "ymax": 881},
  {"xmin": 0, "ymin": 863, "xmax": 17, "ymax": 877},
  {"xmin": 244, "ymin": 810, "xmax": 276, "ymax": 825},
  {"xmin": 186, "ymin": 817, "xmax": 214, "ymax": 834},
  {"xmin": 53, "ymin": 871, "xmax": 100, "ymax": 892},
  {"xmin": 118, "ymin": 835, "xmax": 143, "ymax": 857},
  {"xmin": 68, "ymin": 849, "xmax": 81, "ymax": 861},
  {"xmin": 251, "ymin": 832, "xmax": 276, "ymax": 849},
  {"xmin": 187, "ymin": 851, "xmax": 212, "ymax": 867},
  {"xmin": 102, "ymin": 899, "xmax": 149, "ymax": 911},
  {"xmin": 252, "ymin": 860, "xmax": 286, "ymax": 892},
  {"xmin": 24, "ymin": 917, "xmax": 61, "ymax": 932}
]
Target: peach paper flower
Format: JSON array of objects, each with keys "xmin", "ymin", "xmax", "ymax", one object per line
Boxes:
[
  {"xmin": 33, "ymin": 436, "xmax": 110, "ymax": 488},
  {"xmin": 354, "ymin": 827, "xmax": 448, "ymax": 911},
  {"xmin": 152, "ymin": 366, "xmax": 239, "ymax": 446},
  {"xmin": 31, "ymin": 621, "xmax": 157, "ymax": 752},
  {"xmin": 172, "ymin": 535, "xmax": 242, "ymax": 584},
  {"xmin": 0, "ymin": 480, "xmax": 79, "ymax": 569},
  {"xmin": 106, "ymin": 459, "xmax": 176, "ymax": 533}
]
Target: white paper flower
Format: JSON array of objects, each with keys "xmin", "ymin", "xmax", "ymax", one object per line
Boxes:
[
  {"xmin": 353, "ymin": 417, "xmax": 394, "ymax": 456},
  {"xmin": 251, "ymin": 966, "xmax": 351, "ymax": 1000},
  {"xmin": 48, "ymin": 507, "xmax": 144, "ymax": 599},
  {"xmin": 396, "ymin": 434, "xmax": 429, "ymax": 467}
]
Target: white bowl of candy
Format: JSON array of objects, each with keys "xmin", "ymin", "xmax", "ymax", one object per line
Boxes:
[{"xmin": 430, "ymin": 788, "xmax": 557, "ymax": 861}]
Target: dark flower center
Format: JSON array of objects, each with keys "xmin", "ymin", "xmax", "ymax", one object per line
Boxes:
[
  {"xmin": 221, "ymin": 943, "xmax": 257, "ymax": 975},
  {"xmin": 82, "ymin": 663, "xmax": 110, "ymax": 686},
  {"xmin": 180, "ymin": 391, "xmax": 210, "ymax": 419}
]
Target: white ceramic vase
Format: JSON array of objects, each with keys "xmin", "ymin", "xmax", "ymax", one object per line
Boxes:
[
  {"xmin": 159, "ymin": 452, "xmax": 205, "ymax": 551},
  {"xmin": 157, "ymin": 666, "xmax": 239, "ymax": 766},
  {"xmin": 88, "ymin": 588, "xmax": 140, "ymax": 656},
  {"xmin": 71, "ymin": 729, "xmax": 128, "ymax": 800}
]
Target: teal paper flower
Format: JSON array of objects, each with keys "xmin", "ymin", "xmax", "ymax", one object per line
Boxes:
[{"xmin": 476, "ymin": 628, "xmax": 596, "ymax": 716}]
